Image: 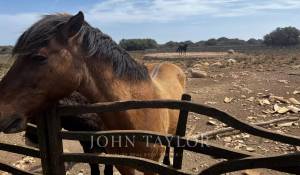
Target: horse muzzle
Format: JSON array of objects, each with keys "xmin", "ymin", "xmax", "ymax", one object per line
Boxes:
[{"xmin": 0, "ymin": 113, "xmax": 27, "ymax": 133}]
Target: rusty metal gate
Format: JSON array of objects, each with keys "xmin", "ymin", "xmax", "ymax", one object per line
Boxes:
[{"xmin": 0, "ymin": 94, "xmax": 299, "ymax": 174}]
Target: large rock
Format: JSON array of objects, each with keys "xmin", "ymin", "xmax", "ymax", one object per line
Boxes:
[
  {"xmin": 192, "ymin": 63, "xmax": 202, "ymax": 69},
  {"xmin": 211, "ymin": 61, "xmax": 223, "ymax": 67},
  {"xmin": 227, "ymin": 58, "xmax": 237, "ymax": 64},
  {"xmin": 227, "ymin": 49, "xmax": 235, "ymax": 54},
  {"xmin": 202, "ymin": 62, "xmax": 210, "ymax": 66},
  {"xmin": 189, "ymin": 69, "xmax": 207, "ymax": 78}
]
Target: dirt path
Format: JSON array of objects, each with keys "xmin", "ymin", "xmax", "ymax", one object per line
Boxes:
[{"xmin": 144, "ymin": 52, "xmax": 228, "ymax": 60}]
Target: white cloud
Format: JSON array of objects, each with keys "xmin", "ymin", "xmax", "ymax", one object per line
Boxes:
[
  {"xmin": 0, "ymin": 0, "xmax": 300, "ymax": 44},
  {"xmin": 86, "ymin": 0, "xmax": 300, "ymax": 23},
  {"xmin": 86, "ymin": 0, "xmax": 217, "ymax": 22}
]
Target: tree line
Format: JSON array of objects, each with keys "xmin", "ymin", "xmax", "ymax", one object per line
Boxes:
[{"xmin": 119, "ymin": 26, "xmax": 300, "ymax": 51}]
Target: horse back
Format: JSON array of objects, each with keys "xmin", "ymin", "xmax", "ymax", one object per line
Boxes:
[
  {"xmin": 148, "ymin": 62, "xmax": 185, "ymax": 97},
  {"xmin": 147, "ymin": 62, "xmax": 186, "ymax": 134}
]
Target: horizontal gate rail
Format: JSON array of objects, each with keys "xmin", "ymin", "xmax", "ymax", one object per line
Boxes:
[
  {"xmin": 200, "ymin": 152, "xmax": 300, "ymax": 174},
  {"xmin": 0, "ymin": 142, "xmax": 40, "ymax": 158},
  {"xmin": 63, "ymin": 153, "xmax": 189, "ymax": 175},
  {"xmin": 61, "ymin": 130, "xmax": 259, "ymax": 159},
  {"xmin": 58, "ymin": 100, "xmax": 300, "ymax": 146},
  {"xmin": 0, "ymin": 160, "xmax": 37, "ymax": 175}
]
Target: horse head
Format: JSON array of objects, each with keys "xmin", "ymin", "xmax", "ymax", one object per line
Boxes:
[{"xmin": 0, "ymin": 12, "xmax": 86, "ymax": 133}]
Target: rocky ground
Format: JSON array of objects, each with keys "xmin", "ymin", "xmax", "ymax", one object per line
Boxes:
[
  {"xmin": 143, "ymin": 51, "xmax": 300, "ymax": 175},
  {"xmin": 0, "ymin": 50, "xmax": 299, "ymax": 175}
]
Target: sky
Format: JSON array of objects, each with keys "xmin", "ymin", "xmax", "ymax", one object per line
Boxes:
[{"xmin": 0, "ymin": 0, "xmax": 300, "ymax": 45}]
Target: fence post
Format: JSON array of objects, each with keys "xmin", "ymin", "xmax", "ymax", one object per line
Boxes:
[
  {"xmin": 173, "ymin": 94, "xmax": 191, "ymax": 169},
  {"xmin": 37, "ymin": 105, "xmax": 65, "ymax": 175}
]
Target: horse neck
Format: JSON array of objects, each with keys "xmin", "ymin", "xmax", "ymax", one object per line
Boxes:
[{"xmin": 77, "ymin": 58, "xmax": 154, "ymax": 103}]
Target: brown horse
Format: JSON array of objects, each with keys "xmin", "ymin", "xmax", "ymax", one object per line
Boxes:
[{"xmin": 0, "ymin": 12, "xmax": 185, "ymax": 174}]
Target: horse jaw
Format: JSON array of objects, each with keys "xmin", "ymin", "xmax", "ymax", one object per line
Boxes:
[{"xmin": 0, "ymin": 112, "xmax": 27, "ymax": 133}]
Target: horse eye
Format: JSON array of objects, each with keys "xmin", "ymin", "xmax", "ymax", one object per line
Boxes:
[{"xmin": 32, "ymin": 55, "xmax": 48, "ymax": 64}]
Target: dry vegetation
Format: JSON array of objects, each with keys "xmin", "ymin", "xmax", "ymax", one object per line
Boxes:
[{"xmin": 0, "ymin": 48, "xmax": 299, "ymax": 175}]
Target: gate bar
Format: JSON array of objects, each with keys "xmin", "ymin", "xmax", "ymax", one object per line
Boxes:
[
  {"xmin": 37, "ymin": 106, "xmax": 65, "ymax": 175},
  {"xmin": 174, "ymin": 94, "xmax": 191, "ymax": 169}
]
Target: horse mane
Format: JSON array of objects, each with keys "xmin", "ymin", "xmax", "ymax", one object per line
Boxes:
[{"xmin": 13, "ymin": 14, "xmax": 150, "ymax": 81}]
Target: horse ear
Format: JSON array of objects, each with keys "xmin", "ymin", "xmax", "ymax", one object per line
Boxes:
[{"xmin": 57, "ymin": 11, "xmax": 84, "ymax": 42}]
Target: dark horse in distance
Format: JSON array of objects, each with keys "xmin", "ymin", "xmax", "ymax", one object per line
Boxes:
[{"xmin": 176, "ymin": 44, "xmax": 188, "ymax": 55}]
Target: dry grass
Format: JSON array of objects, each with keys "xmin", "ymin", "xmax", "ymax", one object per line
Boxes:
[{"xmin": 0, "ymin": 54, "xmax": 14, "ymax": 79}]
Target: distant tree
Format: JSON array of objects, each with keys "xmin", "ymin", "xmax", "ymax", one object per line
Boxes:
[
  {"xmin": 224, "ymin": 38, "xmax": 246, "ymax": 45},
  {"xmin": 163, "ymin": 40, "xmax": 194, "ymax": 48},
  {"xmin": 257, "ymin": 39, "xmax": 264, "ymax": 44},
  {"xmin": 119, "ymin": 39, "xmax": 158, "ymax": 51},
  {"xmin": 165, "ymin": 41, "xmax": 179, "ymax": 47},
  {"xmin": 205, "ymin": 38, "xmax": 217, "ymax": 46},
  {"xmin": 247, "ymin": 38, "xmax": 262, "ymax": 45},
  {"xmin": 182, "ymin": 40, "xmax": 194, "ymax": 45},
  {"xmin": 194, "ymin": 41, "xmax": 205, "ymax": 46},
  {"xmin": 217, "ymin": 37, "xmax": 230, "ymax": 42},
  {"xmin": 207, "ymin": 37, "xmax": 247, "ymax": 46},
  {"xmin": 0, "ymin": 46, "xmax": 13, "ymax": 54},
  {"xmin": 263, "ymin": 27, "xmax": 300, "ymax": 46}
]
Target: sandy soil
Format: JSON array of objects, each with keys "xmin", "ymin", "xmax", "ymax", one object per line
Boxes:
[
  {"xmin": 144, "ymin": 52, "xmax": 228, "ymax": 60},
  {"xmin": 0, "ymin": 51, "xmax": 299, "ymax": 175}
]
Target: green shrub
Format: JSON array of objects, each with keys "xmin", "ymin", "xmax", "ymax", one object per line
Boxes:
[
  {"xmin": 119, "ymin": 39, "xmax": 158, "ymax": 51},
  {"xmin": 264, "ymin": 27, "xmax": 300, "ymax": 46},
  {"xmin": 247, "ymin": 38, "xmax": 263, "ymax": 45},
  {"xmin": 205, "ymin": 38, "xmax": 217, "ymax": 46}
]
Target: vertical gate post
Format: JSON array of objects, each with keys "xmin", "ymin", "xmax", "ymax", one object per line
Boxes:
[
  {"xmin": 37, "ymin": 105, "xmax": 65, "ymax": 175},
  {"xmin": 173, "ymin": 94, "xmax": 191, "ymax": 169}
]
